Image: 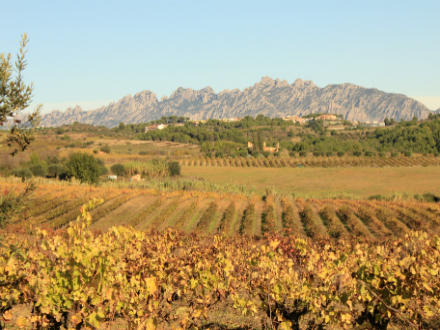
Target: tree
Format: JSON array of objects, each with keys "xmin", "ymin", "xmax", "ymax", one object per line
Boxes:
[
  {"xmin": 384, "ymin": 118, "xmax": 396, "ymax": 126},
  {"xmin": 66, "ymin": 153, "xmax": 102, "ymax": 184},
  {"xmin": 111, "ymin": 163, "xmax": 126, "ymax": 176},
  {"xmin": 168, "ymin": 161, "xmax": 181, "ymax": 176},
  {"xmin": 1, "ymin": 33, "xmax": 40, "ymax": 155}
]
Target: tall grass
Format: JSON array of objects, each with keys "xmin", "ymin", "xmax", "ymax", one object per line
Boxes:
[{"xmin": 123, "ymin": 159, "xmax": 170, "ymax": 178}]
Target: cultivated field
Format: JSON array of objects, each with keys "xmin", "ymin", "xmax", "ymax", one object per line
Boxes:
[
  {"xmin": 2, "ymin": 128, "xmax": 440, "ymax": 328},
  {"xmin": 179, "ymin": 155, "xmax": 440, "ymax": 168},
  {"xmin": 182, "ymin": 165, "xmax": 440, "ymax": 198},
  {"xmin": 4, "ymin": 179, "xmax": 440, "ymax": 241}
]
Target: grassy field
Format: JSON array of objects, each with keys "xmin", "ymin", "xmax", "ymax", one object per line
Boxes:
[{"xmin": 182, "ymin": 165, "xmax": 440, "ymax": 198}]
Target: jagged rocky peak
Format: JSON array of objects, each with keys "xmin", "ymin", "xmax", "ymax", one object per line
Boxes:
[
  {"xmin": 170, "ymin": 87, "xmax": 195, "ymax": 98},
  {"xmin": 133, "ymin": 90, "xmax": 158, "ymax": 104},
  {"xmin": 168, "ymin": 86, "xmax": 216, "ymax": 104},
  {"xmin": 40, "ymin": 77, "xmax": 432, "ymax": 127},
  {"xmin": 200, "ymin": 86, "xmax": 215, "ymax": 94},
  {"xmin": 59, "ymin": 105, "xmax": 84, "ymax": 115},
  {"xmin": 292, "ymin": 78, "xmax": 316, "ymax": 89},
  {"xmin": 274, "ymin": 78, "xmax": 289, "ymax": 87},
  {"xmin": 254, "ymin": 76, "xmax": 276, "ymax": 88}
]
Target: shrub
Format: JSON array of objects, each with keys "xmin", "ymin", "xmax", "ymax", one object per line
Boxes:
[
  {"xmin": 97, "ymin": 159, "xmax": 108, "ymax": 176},
  {"xmin": 368, "ymin": 194, "xmax": 387, "ymax": 201},
  {"xmin": 111, "ymin": 163, "xmax": 126, "ymax": 176},
  {"xmin": 13, "ymin": 168, "xmax": 32, "ymax": 181},
  {"xmin": 29, "ymin": 163, "xmax": 48, "ymax": 177},
  {"xmin": 337, "ymin": 151, "xmax": 345, "ymax": 157},
  {"xmin": 168, "ymin": 161, "xmax": 181, "ymax": 176},
  {"xmin": 27, "ymin": 153, "xmax": 48, "ymax": 177},
  {"xmin": 66, "ymin": 153, "xmax": 102, "ymax": 184},
  {"xmin": 100, "ymin": 145, "xmax": 111, "ymax": 153},
  {"xmin": 0, "ymin": 182, "xmax": 35, "ymax": 227},
  {"xmin": 47, "ymin": 164, "xmax": 64, "ymax": 178},
  {"xmin": 420, "ymin": 193, "xmax": 440, "ymax": 203},
  {"xmin": 404, "ymin": 151, "xmax": 412, "ymax": 157}
]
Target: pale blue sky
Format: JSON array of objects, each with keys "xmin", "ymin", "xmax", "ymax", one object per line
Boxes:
[{"xmin": 1, "ymin": 0, "xmax": 439, "ymax": 113}]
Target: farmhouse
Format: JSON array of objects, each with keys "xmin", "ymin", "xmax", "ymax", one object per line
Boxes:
[
  {"xmin": 283, "ymin": 115, "xmax": 306, "ymax": 124},
  {"xmin": 316, "ymin": 114, "xmax": 339, "ymax": 121},
  {"xmin": 144, "ymin": 123, "xmax": 168, "ymax": 132},
  {"xmin": 247, "ymin": 141, "xmax": 280, "ymax": 153},
  {"xmin": 263, "ymin": 142, "xmax": 280, "ymax": 153},
  {"xmin": 221, "ymin": 117, "xmax": 240, "ymax": 122}
]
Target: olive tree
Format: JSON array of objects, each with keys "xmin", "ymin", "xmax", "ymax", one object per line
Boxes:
[{"xmin": 1, "ymin": 33, "xmax": 40, "ymax": 155}]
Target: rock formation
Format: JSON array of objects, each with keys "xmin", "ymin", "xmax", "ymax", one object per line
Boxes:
[{"xmin": 41, "ymin": 77, "xmax": 432, "ymax": 127}]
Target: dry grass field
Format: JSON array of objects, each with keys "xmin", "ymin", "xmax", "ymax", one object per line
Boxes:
[{"xmin": 182, "ymin": 165, "xmax": 440, "ymax": 198}]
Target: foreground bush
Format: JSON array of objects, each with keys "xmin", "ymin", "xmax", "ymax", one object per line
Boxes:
[{"xmin": 0, "ymin": 200, "xmax": 439, "ymax": 329}]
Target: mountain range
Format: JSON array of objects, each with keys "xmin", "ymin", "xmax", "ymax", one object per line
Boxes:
[{"xmin": 40, "ymin": 77, "xmax": 433, "ymax": 127}]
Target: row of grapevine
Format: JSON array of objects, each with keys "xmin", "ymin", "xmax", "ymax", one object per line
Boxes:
[
  {"xmin": 217, "ymin": 202, "xmax": 236, "ymax": 235},
  {"xmin": 7, "ymin": 180, "xmax": 440, "ymax": 241},
  {"xmin": 239, "ymin": 202, "xmax": 256, "ymax": 235},
  {"xmin": 370, "ymin": 202, "xmax": 410, "ymax": 236},
  {"xmin": 319, "ymin": 205, "xmax": 350, "ymax": 239},
  {"xmin": 148, "ymin": 198, "xmax": 181, "ymax": 229},
  {"xmin": 348, "ymin": 202, "xmax": 392, "ymax": 239},
  {"xmin": 89, "ymin": 193, "xmax": 137, "ymax": 226},
  {"xmin": 3, "ymin": 203, "xmax": 439, "ymax": 328},
  {"xmin": 336, "ymin": 206, "xmax": 374, "ymax": 241},
  {"xmin": 280, "ymin": 198, "xmax": 305, "ymax": 237},
  {"xmin": 125, "ymin": 197, "xmax": 163, "ymax": 228},
  {"xmin": 261, "ymin": 196, "xmax": 276, "ymax": 235},
  {"xmin": 179, "ymin": 155, "xmax": 440, "ymax": 168},
  {"xmin": 173, "ymin": 200, "xmax": 199, "ymax": 230},
  {"xmin": 195, "ymin": 201, "xmax": 218, "ymax": 232}
]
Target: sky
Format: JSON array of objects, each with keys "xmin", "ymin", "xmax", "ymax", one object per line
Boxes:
[{"xmin": 1, "ymin": 0, "xmax": 439, "ymax": 113}]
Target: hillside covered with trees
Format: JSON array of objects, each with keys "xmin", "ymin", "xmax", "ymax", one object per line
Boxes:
[{"xmin": 47, "ymin": 114, "xmax": 440, "ymax": 158}]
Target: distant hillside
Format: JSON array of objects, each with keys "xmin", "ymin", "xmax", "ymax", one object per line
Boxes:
[{"xmin": 41, "ymin": 77, "xmax": 432, "ymax": 127}]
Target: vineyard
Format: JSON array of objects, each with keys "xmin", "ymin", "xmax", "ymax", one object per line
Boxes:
[
  {"xmin": 1, "ymin": 198, "xmax": 439, "ymax": 328},
  {"xmin": 178, "ymin": 155, "xmax": 440, "ymax": 168},
  {"xmin": 3, "ymin": 181, "xmax": 440, "ymax": 241}
]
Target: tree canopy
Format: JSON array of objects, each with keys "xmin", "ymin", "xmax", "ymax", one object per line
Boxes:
[{"xmin": 1, "ymin": 33, "xmax": 40, "ymax": 155}]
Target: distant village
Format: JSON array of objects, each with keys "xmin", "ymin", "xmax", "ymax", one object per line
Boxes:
[{"xmin": 143, "ymin": 113, "xmax": 385, "ymax": 132}]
